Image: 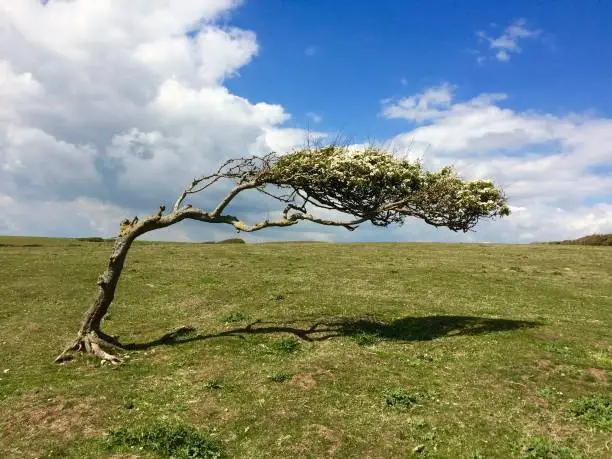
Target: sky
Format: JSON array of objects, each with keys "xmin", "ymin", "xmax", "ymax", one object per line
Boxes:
[{"xmin": 0, "ymin": 0, "xmax": 611, "ymax": 243}]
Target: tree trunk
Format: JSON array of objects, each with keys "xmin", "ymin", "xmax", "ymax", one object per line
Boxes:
[{"xmin": 55, "ymin": 232, "xmax": 136, "ymax": 363}]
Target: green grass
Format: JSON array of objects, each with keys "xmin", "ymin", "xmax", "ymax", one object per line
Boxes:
[
  {"xmin": 384, "ymin": 388, "xmax": 420, "ymax": 411},
  {"xmin": 106, "ymin": 422, "xmax": 224, "ymax": 458},
  {"xmin": 567, "ymin": 394, "xmax": 612, "ymax": 431},
  {"xmin": 0, "ymin": 236, "xmax": 611, "ymax": 458}
]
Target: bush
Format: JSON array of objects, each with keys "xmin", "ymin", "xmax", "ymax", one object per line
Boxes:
[
  {"xmin": 217, "ymin": 238, "xmax": 246, "ymax": 244},
  {"xmin": 552, "ymin": 234, "xmax": 612, "ymax": 246}
]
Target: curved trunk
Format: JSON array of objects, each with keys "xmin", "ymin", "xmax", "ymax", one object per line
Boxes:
[
  {"xmin": 55, "ymin": 207, "xmax": 186, "ymax": 363},
  {"xmin": 54, "ymin": 188, "xmax": 302, "ymax": 364},
  {"xmin": 78, "ymin": 235, "xmax": 134, "ymax": 335},
  {"xmin": 55, "ymin": 231, "xmax": 138, "ymax": 363}
]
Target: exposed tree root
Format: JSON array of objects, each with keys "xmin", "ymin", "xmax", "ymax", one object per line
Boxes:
[
  {"xmin": 54, "ymin": 326, "xmax": 197, "ymax": 364},
  {"xmin": 54, "ymin": 330, "xmax": 124, "ymax": 364}
]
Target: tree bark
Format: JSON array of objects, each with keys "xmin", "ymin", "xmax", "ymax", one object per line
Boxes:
[
  {"xmin": 55, "ymin": 228, "xmax": 137, "ymax": 363},
  {"xmin": 53, "ymin": 182, "xmax": 356, "ymax": 364}
]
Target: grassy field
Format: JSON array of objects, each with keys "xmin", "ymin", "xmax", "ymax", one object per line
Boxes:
[{"xmin": 0, "ymin": 236, "xmax": 610, "ymax": 458}]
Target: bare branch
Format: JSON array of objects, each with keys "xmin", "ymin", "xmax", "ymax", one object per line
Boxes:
[
  {"xmin": 292, "ymin": 212, "xmax": 369, "ymax": 231},
  {"xmin": 210, "ymin": 182, "xmax": 258, "ymax": 217},
  {"xmin": 229, "ymin": 216, "xmax": 298, "ymax": 232}
]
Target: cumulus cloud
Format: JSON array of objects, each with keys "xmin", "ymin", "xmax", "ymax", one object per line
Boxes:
[
  {"xmin": 382, "ymin": 84, "xmax": 456, "ymax": 123},
  {"xmin": 476, "ymin": 18, "xmax": 541, "ymax": 62},
  {"xmin": 0, "ymin": 0, "xmax": 319, "ymax": 240},
  {"xmin": 381, "ymin": 84, "xmax": 612, "ymax": 241}
]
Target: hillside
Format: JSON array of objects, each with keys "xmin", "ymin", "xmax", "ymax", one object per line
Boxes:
[
  {"xmin": 551, "ymin": 233, "xmax": 612, "ymax": 246},
  {"xmin": 1, "ymin": 236, "xmax": 610, "ymax": 458}
]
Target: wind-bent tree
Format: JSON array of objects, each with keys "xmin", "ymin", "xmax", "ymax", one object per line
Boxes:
[{"xmin": 55, "ymin": 145, "xmax": 509, "ymax": 363}]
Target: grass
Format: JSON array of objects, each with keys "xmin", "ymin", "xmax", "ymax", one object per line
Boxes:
[
  {"xmin": 567, "ymin": 394, "xmax": 612, "ymax": 431},
  {"xmin": 268, "ymin": 337, "xmax": 300, "ymax": 355},
  {"xmin": 519, "ymin": 436, "xmax": 576, "ymax": 458},
  {"xmin": 0, "ymin": 236, "xmax": 610, "ymax": 458},
  {"xmin": 384, "ymin": 388, "xmax": 420, "ymax": 411},
  {"xmin": 106, "ymin": 422, "xmax": 224, "ymax": 458},
  {"xmin": 267, "ymin": 372, "xmax": 293, "ymax": 383}
]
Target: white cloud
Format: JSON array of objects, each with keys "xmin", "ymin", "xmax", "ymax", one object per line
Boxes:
[
  {"xmin": 2, "ymin": 124, "xmax": 100, "ymax": 192},
  {"xmin": 0, "ymin": 0, "xmax": 317, "ymax": 239},
  {"xmin": 306, "ymin": 112, "xmax": 322, "ymax": 124},
  {"xmin": 304, "ymin": 46, "xmax": 318, "ymax": 56},
  {"xmin": 0, "ymin": 194, "xmax": 125, "ymax": 237},
  {"xmin": 382, "ymin": 84, "xmax": 455, "ymax": 123},
  {"xmin": 380, "ymin": 84, "xmax": 612, "ymax": 241},
  {"xmin": 477, "ymin": 18, "xmax": 541, "ymax": 62}
]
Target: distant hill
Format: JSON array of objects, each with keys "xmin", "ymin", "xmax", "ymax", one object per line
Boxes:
[
  {"xmin": 201, "ymin": 238, "xmax": 246, "ymax": 244},
  {"xmin": 549, "ymin": 234, "xmax": 612, "ymax": 246}
]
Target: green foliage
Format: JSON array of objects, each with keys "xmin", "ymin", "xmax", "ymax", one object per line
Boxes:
[
  {"xmin": 384, "ymin": 388, "xmax": 419, "ymax": 410},
  {"xmin": 106, "ymin": 423, "xmax": 224, "ymax": 458},
  {"xmin": 217, "ymin": 238, "xmax": 246, "ymax": 244},
  {"xmin": 268, "ymin": 337, "xmax": 300, "ymax": 355},
  {"xmin": 350, "ymin": 331, "xmax": 380, "ymax": 346},
  {"xmin": 217, "ymin": 312, "xmax": 248, "ymax": 323},
  {"xmin": 519, "ymin": 437, "xmax": 575, "ymax": 458},
  {"xmin": 203, "ymin": 378, "xmax": 223, "ymax": 390},
  {"xmin": 567, "ymin": 394, "xmax": 612, "ymax": 430},
  {"xmin": 201, "ymin": 238, "xmax": 246, "ymax": 244},
  {"xmin": 267, "ymin": 372, "xmax": 293, "ymax": 382},
  {"xmin": 550, "ymin": 233, "xmax": 612, "ymax": 246},
  {"xmin": 536, "ymin": 387, "xmax": 564, "ymax": 402},
  {"xmin": 75, "ymin": 237, "xmax": 106, "ymax": 242},
  {"xmin": 266, "ymin": 145, "xmax": 509, "ymax": 231}
]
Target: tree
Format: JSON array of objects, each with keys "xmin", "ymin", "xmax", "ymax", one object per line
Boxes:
[{"xmin": 55, "ymin": 145, "xmax": 510, "ymax": 363}]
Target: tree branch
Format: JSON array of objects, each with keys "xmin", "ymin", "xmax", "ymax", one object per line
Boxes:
[
  {"xmin": 292, "ymin": 212, "xmax": 369, "ymax": 231},
  {"xmin": 210, "ymin": 182, "xmax": 258, "ymax": 217}
]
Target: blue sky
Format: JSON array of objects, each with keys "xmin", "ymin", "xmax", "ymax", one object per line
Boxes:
[
  {"xmin": 228, "ymin": 0, "xmax": 612, "ymax": 135},
  {"xmin": 0, "ymin": 0, "xmax": 611, "ymax": 243}
]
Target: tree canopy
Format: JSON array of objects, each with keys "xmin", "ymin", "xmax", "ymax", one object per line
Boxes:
[{"xmin": 198, "ymin": 145, "xmax": 509, "ymax": 232}]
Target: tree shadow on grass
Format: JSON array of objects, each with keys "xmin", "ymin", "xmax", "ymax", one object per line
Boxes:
[{"xmin": 123, "ymin": 315, "xmax": 540, "ymax": 351}]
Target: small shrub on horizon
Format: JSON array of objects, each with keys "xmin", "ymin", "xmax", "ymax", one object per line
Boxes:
[{"xmin": 217, "ymin": 238, "xmax": 246, "ymax": 244}]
